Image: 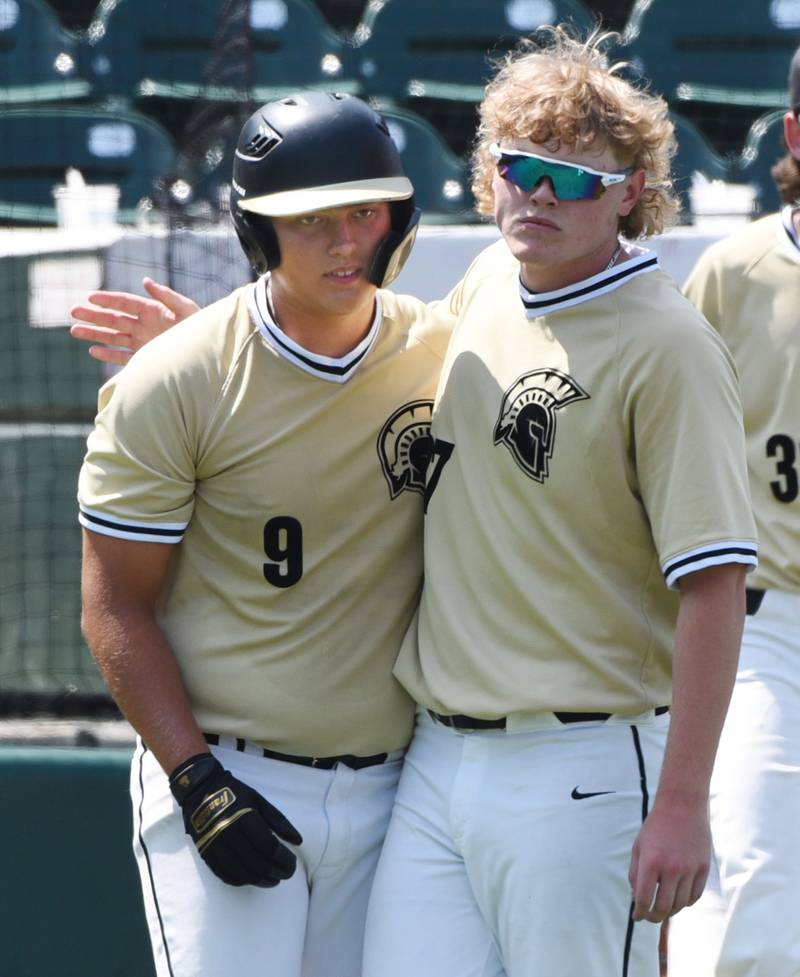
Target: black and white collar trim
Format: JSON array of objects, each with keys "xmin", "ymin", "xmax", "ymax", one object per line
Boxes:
[
  {"xmin": 248, "ymin": 274, "xmax": 382, "ymax": 384},
  {"xmin": 519, "ymin": 249, "xmax": 659, "ymax": 317},
  {"xmin": 780, "ymin": 205, "xmax": 800, "ymax": 262}
]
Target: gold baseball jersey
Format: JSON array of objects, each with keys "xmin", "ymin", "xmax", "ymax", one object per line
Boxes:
[
  {"xmin": 683, "ymin": 208, "xmax": 800, "ymax": 592},
  {"xmin": 395, "ymin": 240, "xmax": 758, "ymax": 718},
  {"xmin": 79, "ymin": 278, "xmax": 451, "ymax": 757}
]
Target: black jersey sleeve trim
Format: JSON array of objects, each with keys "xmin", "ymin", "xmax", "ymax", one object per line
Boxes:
[
  {"xmin": 78, "ymin": 506, "xmax": 186, "ymax": 543},
  {"xmin": 662, "ymin": 542, "xmax": 758, "ymax": 589}
]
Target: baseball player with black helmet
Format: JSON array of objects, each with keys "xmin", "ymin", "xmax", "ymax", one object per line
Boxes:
[
  {"xmin": 77, "ymin": 92, "xmax": 450, "ymax": 977},
  {"xmin": 73, "ymin": 38, "xmax": 759, "ymax": 977},
  {"xmin": 668, "ymin": 45, "xmax": 800, "ymax": 977},
  {"xmin": 362, "ymin": 29, "xmax": 758, "ymax": 977}
]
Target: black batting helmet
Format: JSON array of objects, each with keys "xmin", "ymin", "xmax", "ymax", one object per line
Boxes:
[{"xmin": 231, "ymin": 92, "xmax": 420, "ymax": 287}]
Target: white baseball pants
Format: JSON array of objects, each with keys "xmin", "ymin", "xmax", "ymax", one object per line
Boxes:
[
  {"xmin": 363, "ymin": 708, "xmax": 667, "ymax": 977},
  {"xmin": 668, "ymin": 588, "xmax": 800, "ymax": 977},
  {"xmin": 130, "ymin": 737, "xmax": 402, "ymax": 977}
]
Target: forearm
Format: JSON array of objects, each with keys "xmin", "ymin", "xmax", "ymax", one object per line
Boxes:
[
  {"xmin": 630, "ymin": 563, "xmax": 746, "ymax": 921},
  {"xmin": 654, "ymin": 564, "xmax": 746, "ymax": 810},
  {"xmin": 84, "ymin": 604, "xmax": 207, "ymax": 773}
]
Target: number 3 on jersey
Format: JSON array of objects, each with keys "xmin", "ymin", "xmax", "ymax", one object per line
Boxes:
[
  {"xmin": 767, "ymin": 434, "xmax": 799, "ymax": 503},
  {"xmin": 263, "ymin": 516, "xmax": 303, "ymax": 587},
  {"xmin": 424, "ymin": 438, "xmax": 454, "ymax": 512}
]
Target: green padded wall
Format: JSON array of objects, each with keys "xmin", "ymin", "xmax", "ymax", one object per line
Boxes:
[{"xmin": 0, "ymin": 747, "xmax": 155, "ymax": 977}]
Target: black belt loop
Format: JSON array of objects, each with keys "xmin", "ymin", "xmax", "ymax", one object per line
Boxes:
[
  {"xmin": 555, "ymin": 706, "xmax": 670, "ymax": 723},
  {"xmin": 202, "ymin": 733, "xmax": 390, "ymax": 770},
  {"xmin": 554, "ymin": 711, "xmax": 612, "ymax": 724},
  {"xmin": 260, "ymin": 746, "xmax": 389, "ymax": 770},
  {"xmin": 430, "ymin": 706, "xmax": 670, "ymax": 730},
  {"xmin": 746, "ymin": 588, "xmax": 765, "ymax": 616},
  {"xmin": 427, "ymin": 710, "xmax": 506, "ymax": 730}
]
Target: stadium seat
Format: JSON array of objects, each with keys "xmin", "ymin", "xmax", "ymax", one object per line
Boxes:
[
  {"xmin": 622, "ymin": 0, "xmax": 799, "ymax": 109},
  {"xmin": 349, "ymin": 0, "xmax": 597, "ymax": 101},
  {"xmin": 0, "ymin": 105, "xmax": 176, "ymax": 224},
  {"xmin": 380, "ymin": 106, "xmax": 477, "ymax": 220},
  {"xmin": 732, "ymin": 109, "xmax": 789, "ymax": 216},
  {"xmin": 670, "ymin": 112, "xmax": 732, "ymax": 221},
  {"xmin": 80, "ymin": 0, "xmax": 354, "ymax": 105},
  {"xmin": 0, "ymin": 0, "xmax": 90, "ymax": 105}
]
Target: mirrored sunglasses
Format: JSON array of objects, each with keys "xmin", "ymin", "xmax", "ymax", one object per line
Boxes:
[{"xmin": 489, "ymin": 143, "xmax": 632, "ymax": 201}]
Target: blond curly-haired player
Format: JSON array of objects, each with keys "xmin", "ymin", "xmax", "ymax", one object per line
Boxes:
[
  {"xmin": 363, "ymin": 29, "xmax": 757, "ymax": 977},
  {"xmin": 669, "ymin": 45, "xmax": 800, "ymax": 977}
]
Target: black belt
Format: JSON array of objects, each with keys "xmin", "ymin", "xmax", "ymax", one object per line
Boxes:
[
  {"xmin": 428, "ymin": 706, "xmax": 670, "ymax": 731},
  {"xmin": 746, "ymin": 588, "xmax": 765, "ymax": 616},
  {"xmin": 203, "ymin": 733, "xmax": 391, "ymax": 770}
]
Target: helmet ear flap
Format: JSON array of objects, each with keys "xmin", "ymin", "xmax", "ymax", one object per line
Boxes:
[
  {"xmin": 232, "ymin": 205, "xmax": 281, "ymax": 276},
  {"xmin": 368, "ymin": 202, "xmax": 422, "ymax": 288}
]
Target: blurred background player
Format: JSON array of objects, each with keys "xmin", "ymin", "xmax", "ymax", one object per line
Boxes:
[
  {"xmin": 77, "ymin": 91, "xmax": 450, "ymax": 977},
  {"xmin": 362, "ymin": 28, "xmax": 757, "ymax": 977},
  {"xmin": 668, "ymin": 43, "xmax": 800, "ymax": 977}
]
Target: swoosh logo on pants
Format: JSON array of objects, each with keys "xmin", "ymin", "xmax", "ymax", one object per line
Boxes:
[{"xmin": 571, "ymin": 787, "xmax": 616, "ymax": 800}]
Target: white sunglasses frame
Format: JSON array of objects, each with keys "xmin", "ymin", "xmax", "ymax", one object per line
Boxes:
[{"xmin": 489, "ymin": 142, "xmax": 632, "ymax": 190}]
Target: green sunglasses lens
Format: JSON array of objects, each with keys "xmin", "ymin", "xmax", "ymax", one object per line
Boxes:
[{"xmin": 497, "ymin": 154, "xmax": 605, "ymax": 200}]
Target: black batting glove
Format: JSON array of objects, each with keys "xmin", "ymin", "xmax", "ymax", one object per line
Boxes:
[{"xmin": 169, "ymin": 753, "xmax": 302, "ymax": 888}]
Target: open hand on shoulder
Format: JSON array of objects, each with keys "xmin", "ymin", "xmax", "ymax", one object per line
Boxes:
[{"xmin": 70, "ymin": 276, "xmax": 200, "ymax": 366}]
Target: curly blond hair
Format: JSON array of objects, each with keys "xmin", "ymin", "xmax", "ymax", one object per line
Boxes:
[{"xmin": 472, "ymin": 27, "xmax": 679, "ymax": 238}]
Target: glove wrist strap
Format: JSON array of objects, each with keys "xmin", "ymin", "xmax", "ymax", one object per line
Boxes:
[{"xmin": 168, "ymin": 753, "xmax": 219, "ymax": 804}]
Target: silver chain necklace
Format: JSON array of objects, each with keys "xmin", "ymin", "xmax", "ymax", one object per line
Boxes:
[{"xmin": 605, "ymin": 241, "xmax": 623, "ymax": 271}]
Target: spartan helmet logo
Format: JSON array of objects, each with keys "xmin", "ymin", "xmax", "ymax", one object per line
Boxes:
[
  {"xmin": 377, "ymin": 400, "xmax": 434, "ymax": 498},
  {"xmin": 494, "ymin": 369, "xmax": 589, "ymax": 482}
]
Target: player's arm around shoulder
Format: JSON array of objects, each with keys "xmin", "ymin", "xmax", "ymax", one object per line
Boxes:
[
  {"xmin": 630, "ymin": 562, "xmax": 747, "ymax": 924},
  {"xmin": 71, "ymin": 278, "xmax": 202, "ymax": 367},
  {"xmin": 88, "ymin": 288, "xmax": 248, "ymax": 469}
]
